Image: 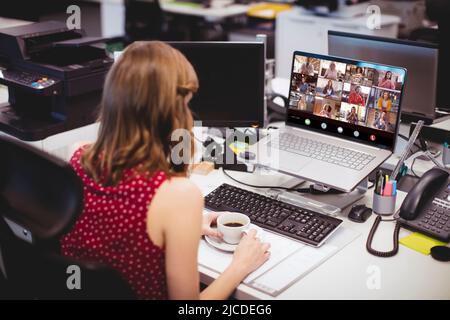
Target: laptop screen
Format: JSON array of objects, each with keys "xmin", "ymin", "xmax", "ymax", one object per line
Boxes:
[{"xmin": 287, "ymin": 51, "xmax": 406, "ymax": 150}]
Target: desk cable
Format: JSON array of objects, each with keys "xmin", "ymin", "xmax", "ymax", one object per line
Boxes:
[{"xmin": 366, "ymin": 214, "xmax": 401, "ymax": 258}]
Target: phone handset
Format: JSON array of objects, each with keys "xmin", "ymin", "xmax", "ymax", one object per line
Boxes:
[{"xmin": 366, "ymin": 168, "xmax": 449, "ymax": 257}]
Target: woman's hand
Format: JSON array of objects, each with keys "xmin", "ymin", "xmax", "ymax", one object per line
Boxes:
[
  {"xmin": 230, "ymin": 229, "xmax": 271, "ymax": 277},
  {"xmin": 201, "ymin": 211, "xmax": 223, "ymax": 239}
]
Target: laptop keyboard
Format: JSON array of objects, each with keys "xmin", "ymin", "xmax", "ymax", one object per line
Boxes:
[{"xmin": 269, "ymin": 132, "xmax": 375, "ymax": 171}]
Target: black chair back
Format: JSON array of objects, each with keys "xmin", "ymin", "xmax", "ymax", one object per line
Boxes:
[{"xmin": 0, "ymin": 136, "xmax": 134, "ymax": 299}]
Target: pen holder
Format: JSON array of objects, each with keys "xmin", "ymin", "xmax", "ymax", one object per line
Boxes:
[
  {"xmin": 443, "ymin": 147, "xmax": 450, "ymax": 168},
  {"xmin": 372, "ymin": 193, "xmax": 397, "ymax": 216}
]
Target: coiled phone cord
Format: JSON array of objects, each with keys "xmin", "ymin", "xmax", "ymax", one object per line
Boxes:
[{"xmin": 366, "ymin": 215, "xmax": 401, "ymax": 257}]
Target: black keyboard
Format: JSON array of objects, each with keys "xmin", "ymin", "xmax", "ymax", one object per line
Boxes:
[{"xmin": 205, "ymin": 183, "xmax": 343, "ymax": 247}]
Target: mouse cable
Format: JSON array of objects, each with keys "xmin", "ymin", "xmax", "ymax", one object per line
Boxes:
[{"xmin": 366, "ymin": 215, "xmax": 401, "ymax": 257}]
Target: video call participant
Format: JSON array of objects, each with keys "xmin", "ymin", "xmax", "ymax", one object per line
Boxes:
[
  {"xmin": 60, "ymin": 42, "xmax": 269, "ymax": 300},
  {"xmin": 348, "ymin": 86, "xmax": 365, "ymax": 105},
  {"xmin": 352, "ymin": 66, "xmax": 364, "ymax": 82},
  {"xmin": 323, "ymin": 80, "xmax": 335, "ymax": 97},
  {"xmin": 298, "ymin": 76, "xmax": 309, "ymax": 93},
  {"xmin": 377, "ymin": 91, "xmax": 392, "ymax": 111},
  {"xmin": 324, "ymin": 62, "xmax": 338, "ymax": 80},
  {"xmin": 300, "ymin": 57, "xmax": 315, "ymax": 75},
  {"xmin": 319, "ymin": 104, "xmax": 333, "ymax": 118},
  {"xmin": 373, "ymin": 111, "xmax": 388, "ymax": 130},
  {"xmin": 378, "ymin": 71, "xmax": 395, "ymax": 90},
  {"xmin": 346, "ymin": 106, "xmax": 359, "ymax": 124}
]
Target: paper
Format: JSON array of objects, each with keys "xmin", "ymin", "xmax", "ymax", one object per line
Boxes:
[
  {"xmin": 198, "ymin": 226, "xmax": 360, "ymax": 296},
  {"xmin": 198, "ymin": 230, "xmax": 304, "ymax": 284},
  {"xmin": 400, "ymin": 232, "xmax": 446, "ymax": 255},
  {"xmin": 252, "ymin": 244, "xmax": 337, "ymax": 295}
]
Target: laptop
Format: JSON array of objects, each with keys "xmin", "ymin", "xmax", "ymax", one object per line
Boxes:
[{"xmin": 247, "ymin": 51, "xmax": 407, "ymax": 192}]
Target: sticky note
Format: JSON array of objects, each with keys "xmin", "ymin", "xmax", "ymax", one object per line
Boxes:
[
  {"xmin": 228, "ymin": 141, "xmax": 249, "ymax": 155},
  {"xmin": 399, "ymin": 232, "xmax": 446, "ymax": 255}
]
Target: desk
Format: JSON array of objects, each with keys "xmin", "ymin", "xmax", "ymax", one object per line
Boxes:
[
  {"xmin": 161, "ymin": 1, "xmax": 250, "ymax": 20},
  {"xmin": 1, "ymin": 75, "xmax": 448, "ymax": 299},
  {"xmin": 193, "ymin": 168, "xmax": 450, "ymax": 299},
  {"xmin": 99, "ymin": 0, "xmax": 251, "ymax": 38}
]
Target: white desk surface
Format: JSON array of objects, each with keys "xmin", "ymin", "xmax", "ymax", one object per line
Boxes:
[
  {"xmin": 160, "ymin": 1, "xmax": 251, "ymax": 19},
  {"xmin": 92, "ymin": 0, "xmax": 251, "ymax": 19},
  {"xmin": 193, "ymin": 78, "xmax": 450, "ymax": 300},
  {"xmin": 194, "ymin": 169, "xmax": 450, "ymax": 300}
]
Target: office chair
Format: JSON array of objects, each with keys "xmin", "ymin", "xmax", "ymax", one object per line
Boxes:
[{"xmin": 0, "ymin": 136, "xmax": 134, "ymax": 299}]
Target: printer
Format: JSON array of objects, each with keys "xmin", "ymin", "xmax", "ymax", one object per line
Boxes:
[{"xmin": 0, "ymin": 21, "xmax": 113, "ymax": 141}]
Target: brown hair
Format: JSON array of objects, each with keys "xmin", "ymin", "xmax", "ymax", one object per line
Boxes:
[{"xmin": 81, "ymin": 41, "xmax": 199, "ymax": 186}]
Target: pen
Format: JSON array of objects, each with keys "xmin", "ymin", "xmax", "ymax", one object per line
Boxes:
[
  {"xmin": 383, "ymin": 181, "xmax": 393, "ymax": 196},
  {"xmin": 379, "ymin": 175, "xmax": 385, "ymax": 195},
  {"xmin": 392, "ymin": 180, "xmax": 397, "ymax": 196},
  {"xmin": 375, "ymin": 170, "xmax": 383, "ymax": 194}
]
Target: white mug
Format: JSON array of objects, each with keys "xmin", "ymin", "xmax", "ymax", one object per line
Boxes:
[{"xmin": 217, "ymin": 212, "xmax": 251, "ymax": 244}]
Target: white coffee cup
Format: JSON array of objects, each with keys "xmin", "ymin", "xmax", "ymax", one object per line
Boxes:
[{"xmin": 217, "ymin": 212, "xmax": 251, "ymax": 244}]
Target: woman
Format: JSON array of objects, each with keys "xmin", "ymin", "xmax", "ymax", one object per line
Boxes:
[
  {"xmin": 298, "ymin": 76, "xmax": 309, "ymax": 94},
  {"xmin": 297, "ymin": 96, "xmax": 307, "ymax": 110},
  {"xmin": 378, "ymin": 71, "xmax": 395, "ymax": 90},
  {"xmin": 346, "ymin": 106, "xmax": 359, "ymax": 124},
  {"xmin": 348, "ymin": 86, "xmax": 365, "ymax": 106},
  {"xmin": 300, "ymin": 57, "xmax": 315, "ymax": 76},
  {"xmin": 60, "ymin": 42, "xmax": 270, "ymax": 300},
  {"xmin": 324, "ymin": 62, "xmax": 338, "ymax": 80},
  {"xmin": 322, "ymin": 80, "xmax": 334, "ymax": 97},
  {"xmin": 373, "ymin": 111, "xmax": 387, "ymax": 130},
  {"xmin": 351, "ymin": 66, "xmax": 364, "ymax": 83},
  {"xmin": 377, "ymin": 91, "xmax": 392, "ymax": 111},
  {"xmin": 319, "ymin": 104, "xmax": 333, "ymax": 118}
]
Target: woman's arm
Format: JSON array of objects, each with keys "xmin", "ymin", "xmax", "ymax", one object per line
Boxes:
[{"xmin": 148, "ymin": 178, "xmax": 269, "ymax": 300}]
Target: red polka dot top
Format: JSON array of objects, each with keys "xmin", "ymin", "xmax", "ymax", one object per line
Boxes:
[{"xmin": 60, "ymin": 147, "xmax": 168, "ymax": 299}]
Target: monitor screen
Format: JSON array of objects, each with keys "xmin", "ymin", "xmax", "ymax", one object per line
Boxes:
[
  {"xmin": 328, "ymin": 31, "xmax": 438, "ymax": 119},
  {"xmin": 287, "ymin": 51, "xmax": 406, "ymax": 150},
  {"xmin": 168, "ymin": 42, "xmax": 265, "ymax": 128}
]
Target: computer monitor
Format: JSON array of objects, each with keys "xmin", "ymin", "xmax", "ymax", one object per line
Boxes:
[
  {"xmin": 168, "ymin": 42, "xmax": 265, "ymax": 128},
  {"xmin": 328, "ymin": 31, "xmax": 438, "ymax": 122}
]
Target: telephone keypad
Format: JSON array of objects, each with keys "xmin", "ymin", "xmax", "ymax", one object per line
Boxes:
[{"xmin": 410, "ymin": 196, "xmax": 450, "ymax": 239}]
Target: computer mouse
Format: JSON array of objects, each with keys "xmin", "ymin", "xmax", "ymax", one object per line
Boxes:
[
  {"xmin": 239, "ymin": 151, "xmax": 256, "ymax": 160},
  {"xmin": 430, "ymin": 246, "xmax": 450, "ymax": 262},
  {"xmin": 348, "ymin": 204, "xmax": 372, "ymax": 223}
]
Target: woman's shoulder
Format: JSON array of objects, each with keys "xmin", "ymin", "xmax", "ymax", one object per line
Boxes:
[
  {"xmin": 69, "ymin": 145, "xmax": 90, "ymax": 169},
  {"xmin": 157, "ymin": 177, "xmax": 203, "ymax": 205}
]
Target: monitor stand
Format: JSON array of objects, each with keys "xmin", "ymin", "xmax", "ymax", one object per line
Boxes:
[
  {"xmin": 270, "ymin": 179, "xmax": 368, "ymax": 217},
  {"xmin": 223, "ymin": 167, "xmax": 368, "ymax": 216}
]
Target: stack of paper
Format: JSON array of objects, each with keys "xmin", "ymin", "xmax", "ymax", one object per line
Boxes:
[{"xmin": 198, "ymin": 226, "xmax": 359, "ymax": 296}]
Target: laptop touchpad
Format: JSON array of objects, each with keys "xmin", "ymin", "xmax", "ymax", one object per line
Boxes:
[{"xmin": 280, "ymin": 155, "xmax": 311, "ymax": 172}]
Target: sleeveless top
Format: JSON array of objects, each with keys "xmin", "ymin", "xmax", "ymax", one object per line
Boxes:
[{"xmin": 60, "ymin": 148, "xmax": 168, "ymax": 299}]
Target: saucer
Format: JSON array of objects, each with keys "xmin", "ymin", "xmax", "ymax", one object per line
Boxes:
[{"xmin": 204, "ymin": 224, "xmax": 264, "ymax": 252}]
